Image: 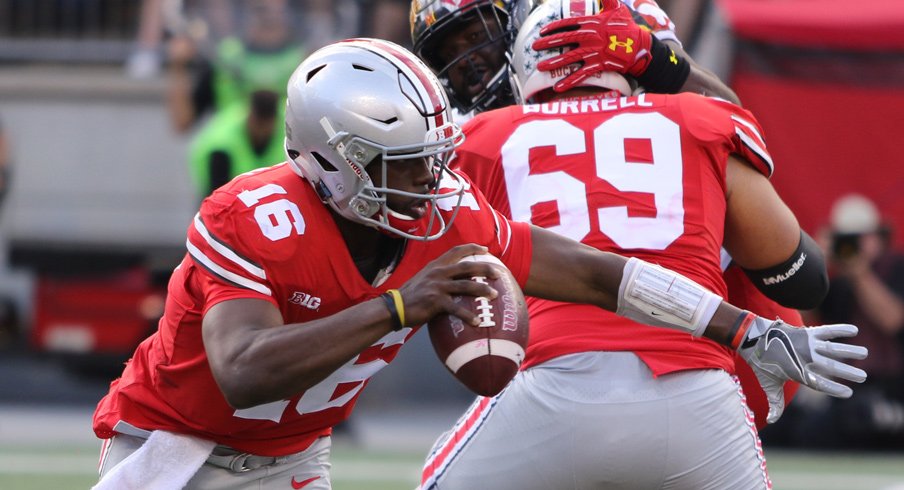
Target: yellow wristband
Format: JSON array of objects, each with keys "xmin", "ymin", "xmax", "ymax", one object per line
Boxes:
[{"xmin": 386, "ymin": 289, "xmax": 406, "ymax": 328}]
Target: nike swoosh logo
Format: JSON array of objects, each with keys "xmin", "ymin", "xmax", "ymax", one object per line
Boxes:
[
  {"xmin": 292, "ymin": 475, "xmax": 321, "ymax": 489},
  {"xmin": 740, "ymin": 334, "xmax": 758, "ymax": 350},
  {"xmin": 765, "ymin": 328, "xmax": 804, "ymax": 377}
]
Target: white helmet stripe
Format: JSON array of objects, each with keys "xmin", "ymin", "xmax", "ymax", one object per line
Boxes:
[{"xmin": 564, "ymin": 0, "xmax": 598, "ymax": 17}]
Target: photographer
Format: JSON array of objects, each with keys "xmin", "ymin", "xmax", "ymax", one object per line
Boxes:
[{"xmin": 793, "ymin": 194, "xmax": 904, "ymax": 449}]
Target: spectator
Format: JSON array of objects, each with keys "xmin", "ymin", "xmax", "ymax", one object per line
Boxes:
[
  {"xmin": 789, "ymin": 194, "xmax": 904, "ymax": 449},
  {"xmin": 126, "ymin": 0, "xmax": 166, "ymax": 79},
  {"xmin": 0, "ymin": 116, "xmax": 9, "ymax": 209},
  {"xmin": 366, "ymin": 0, "xmax": 413, "ymax": 48},
  {"xmin": 188, "ymin": 89, "xmax": 285, "ymax": 198},
  {"xmin": 0, "ymin": 116, "xmax": 19, "ymax": 350},
  {"xmin": 166, "ymin": 0, "xmax": 305, "ymax": 133}
]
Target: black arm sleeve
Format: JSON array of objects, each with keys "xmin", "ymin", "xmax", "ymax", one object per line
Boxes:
[{"xmin": 742, "ymin": 230, "xmax": 829, "ymax": 310}]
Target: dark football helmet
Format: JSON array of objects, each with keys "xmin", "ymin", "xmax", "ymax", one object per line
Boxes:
[{"xmin": 410, "ymin": 0, "xmax": 515, "ymax": 114}]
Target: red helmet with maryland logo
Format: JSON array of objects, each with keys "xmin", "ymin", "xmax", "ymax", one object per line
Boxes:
[
  {"xmin": 284, "ymin": 38, "xmax": 467, "ymax": 241},
  {"xmin": 410, "ymin": 0, "xmax": 515, "ymax": 115}
]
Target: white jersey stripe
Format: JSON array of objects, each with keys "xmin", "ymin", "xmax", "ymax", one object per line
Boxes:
[
  {"xmin": 734, "ymin": 128, "xmax": 775, "ymax": 176},
  {"xmin": 194, "ymin": 214, "xmax": 266, "ymax": 279},
  {"xmin": 720, "ymin": 248, "xmax": 733, "ymax": 271},
  {"xmin": 492, "ymin": 209, "xmax": 513, "ymax": 257},
  {"xmin": 187, "ymin": 239, "xmax": 272, "ymax": 296},
  {"xmin": 730, "ymin": 114, "xmax": 767, "ymax": 148}
]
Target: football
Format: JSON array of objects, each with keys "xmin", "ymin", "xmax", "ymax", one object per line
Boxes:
[{"xmin": 427, "ymin": 254, "xmax": 529, "ymax": 397}]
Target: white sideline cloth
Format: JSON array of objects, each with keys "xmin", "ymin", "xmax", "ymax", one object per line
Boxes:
[{"xmin": 92, "ymin": 430, "xmax": 216, "ymax": 490}]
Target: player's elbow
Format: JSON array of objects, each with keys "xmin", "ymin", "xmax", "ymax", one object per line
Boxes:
[
  {"xmin": 211, "ymin": 364, "xmax": 275, "ymax": 410},
  {"xmin": 215, "ymin": 377, "xmax": 254, "ymax": 410},
  {"xmin": 743, "ymin": 231, "xmax": 829, "ymax": 310}
]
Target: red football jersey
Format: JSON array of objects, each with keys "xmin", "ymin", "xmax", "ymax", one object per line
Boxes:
[
  {"xmin": 93, "ymin": 163, "xmax": 532, "ymax": 456},
  {"xmin": 453, "ymin": 92, "xmax": 774, "ymax": 376}
]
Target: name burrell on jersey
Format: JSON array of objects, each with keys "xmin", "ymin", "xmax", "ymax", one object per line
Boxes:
[{"xmin": 524, "ymin": 93, "xmax": 653, "ymax": 116}]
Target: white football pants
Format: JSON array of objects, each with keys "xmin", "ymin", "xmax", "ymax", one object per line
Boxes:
[{"xmin": 421, "ymin": 351, "xmax": 772, "ymax": 490}]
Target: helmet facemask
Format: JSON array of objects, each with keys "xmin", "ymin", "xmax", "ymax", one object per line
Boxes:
[
  {"xmin": 413, "ymin": 1, "xmax": 515, "ymax": 114},
  {"xmin": 317, "ymin": 117, "xmax": 467, "ymax": 241}
]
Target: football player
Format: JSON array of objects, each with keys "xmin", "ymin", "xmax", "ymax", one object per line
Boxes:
[
  {"xmin": 409, "ymin": 0, "xmax": 737, "ymax": 124},
  {"xmin": 418, "ymin": 2, "xmax": 863, "ymax": 489},
  {"xmin": 410, "ymin": 0, "xmax": 804, "ymax": 431},
  {"xmin": 93, "ymin": 38, "xmax": 864, "ymax": 490}
]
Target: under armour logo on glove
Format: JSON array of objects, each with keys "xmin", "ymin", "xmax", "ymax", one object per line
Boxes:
[
  {"xmin": 608, "ymin": 35, "xmax": 635, "ymax": 53},
  {"xmin": 532, "ymin": 0, "xmax": 652, "ymax": 93}
]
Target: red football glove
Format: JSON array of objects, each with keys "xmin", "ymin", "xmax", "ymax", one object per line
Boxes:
[{"xmin": 532, "ymin": 0, "xmax": 653, "ymax": 93}]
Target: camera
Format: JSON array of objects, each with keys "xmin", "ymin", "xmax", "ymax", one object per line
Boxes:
[{"xmin": 832, "ymin": 232, "xmax": 861, "ymax": 259}]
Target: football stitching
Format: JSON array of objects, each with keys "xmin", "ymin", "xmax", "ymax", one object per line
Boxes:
[{"xmin": 472, "ymin": 276, "xmax": 496, "ymax": 327}]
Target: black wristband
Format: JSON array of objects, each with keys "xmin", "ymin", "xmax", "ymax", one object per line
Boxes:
[
  {"xmin": 726, "ymin": 310, "xmax": 754, "ymax": 349},
  {"xmin": 635, "ymin": 36, "xmax": 691, "ymax": 94},
  {"xmin": 380, "ymin": 292, "xmax": 404, "ymax": 331}
]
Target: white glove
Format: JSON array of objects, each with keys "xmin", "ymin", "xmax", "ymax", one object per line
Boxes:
[{"xmin": 736, "ymin": 317, "xmax": 868, "ymax": 424}]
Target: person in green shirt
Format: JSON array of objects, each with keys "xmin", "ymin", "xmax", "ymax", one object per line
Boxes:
[
  {"xmin": 167, "ymin": 0, "xmax": 304, "ymax": 133},
  {"xmin": 188, "ymin": 90, "xmax": 286, "ymax": 199}
]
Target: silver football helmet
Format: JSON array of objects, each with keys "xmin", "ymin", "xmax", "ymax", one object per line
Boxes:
[
  {"xmin": 510, "ymin": 0, "xmax": 632, "ymax": 104},
  {"xmin": 285, "ymin": 38, "xmax": 466, "ymax": 240}
]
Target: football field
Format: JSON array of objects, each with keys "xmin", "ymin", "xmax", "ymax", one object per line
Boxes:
[
  {"xmin": 3, "ymin": 441, "xmax": 904, "ymax": 489},
  {"xmin": 2, "ymin": 405, "xmax": 902, "ymax": 490}
]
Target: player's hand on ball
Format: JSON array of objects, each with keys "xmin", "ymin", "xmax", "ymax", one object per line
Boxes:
[
  {"xmin": 395, "ymin": 244, "xmax": 500, "ymax": 328},
  {"xmin": 736, "ymin": 319, "xmax": 868, "ymax": 424},
  {"xmin": 427, "ymin": 253, "xmax": 530, "ymax": 396}
]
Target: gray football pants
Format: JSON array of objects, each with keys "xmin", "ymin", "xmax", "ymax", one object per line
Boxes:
[{"xmin": 421, "ymin": 351, "xmax": 772, "ymax": 490}]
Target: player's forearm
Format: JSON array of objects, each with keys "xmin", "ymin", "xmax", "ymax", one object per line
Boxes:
[
  {"xmin": 614, "ymin": 256, "xmax": 746, "ymax": 345},
  {"xmin": 204, "ymin": 297, "xmax": 396, "ymax": 409},
  {"xmin": 523, "ymin": 226, "xmax": 622, "ymax": 310},
  {"xmin": 526, "ymin": 227, "xmax": 747, "ymax": 345},
  {"xmin": 166, "ymin": 66, "xmax": 197, "ymax": 133},
  {"xmin": 667, "ymin": 41, "xmax": 740, "ymax": 104}
]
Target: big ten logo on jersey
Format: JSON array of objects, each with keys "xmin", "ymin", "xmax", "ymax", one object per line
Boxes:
[
  {"xmin": 289, "ymin": 291, "xmax": 321, "ymax": 310},
  {"xmin": 233, "ymin": 328, "xmax": 412, "ymax": 423}
]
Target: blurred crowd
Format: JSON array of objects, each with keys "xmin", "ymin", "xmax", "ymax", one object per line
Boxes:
[
  {"xmin": 0, "ymin": 0, "xmax": 901, "ymax": 454},
  {"xmin": 764, "ymin": 193, "xmax": 904, "ymax": 451},
  {"xmin": 126, "ymin": 0, "xmax": 413, "ymax": 199}
]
